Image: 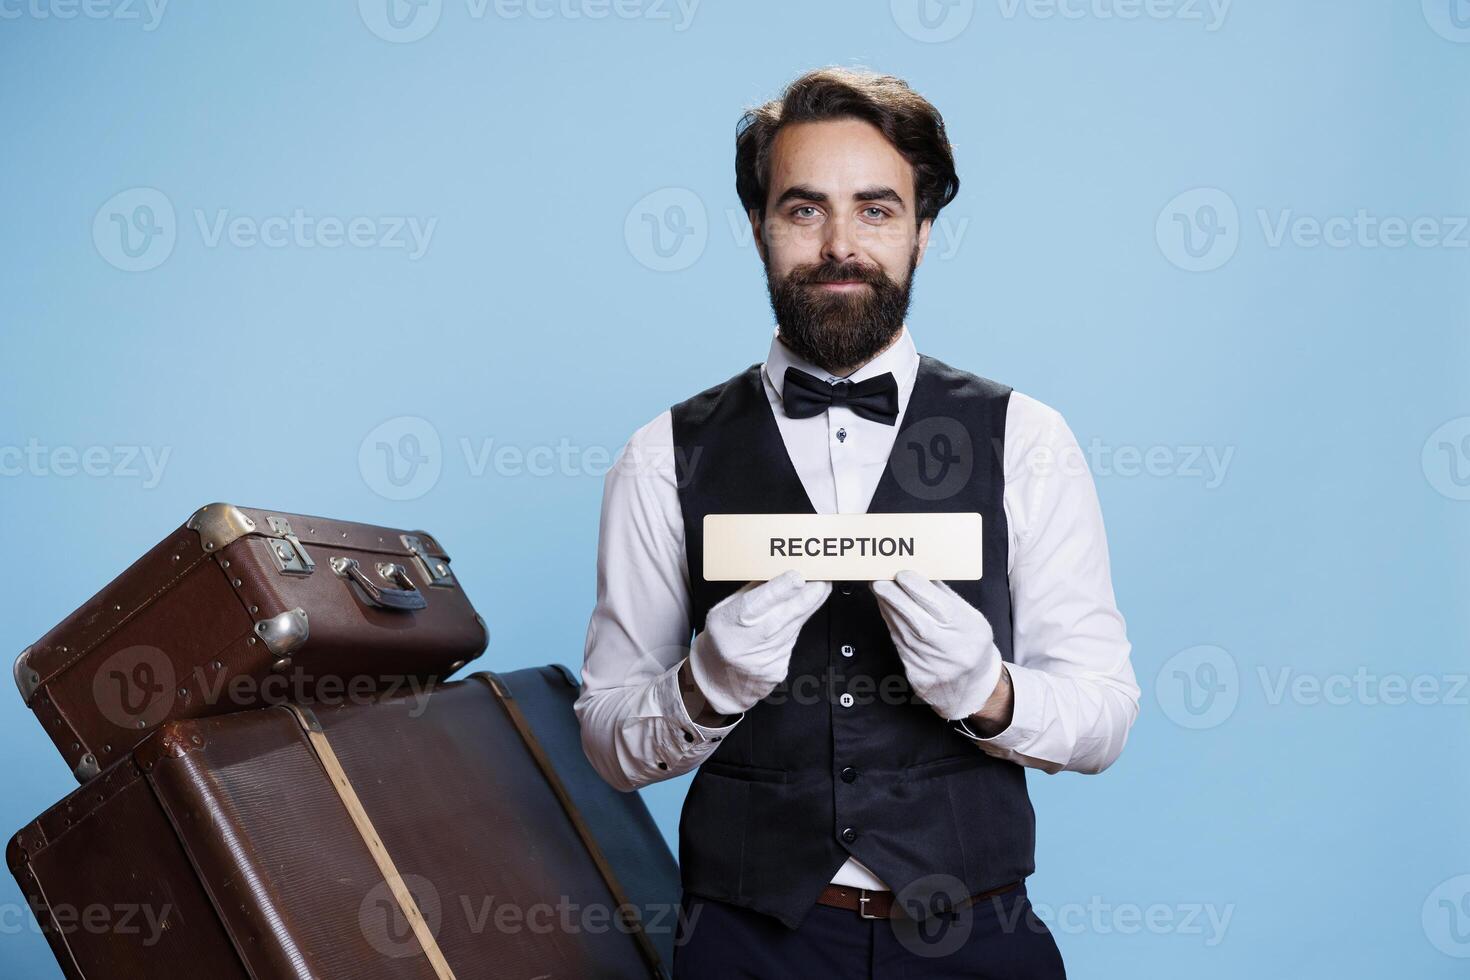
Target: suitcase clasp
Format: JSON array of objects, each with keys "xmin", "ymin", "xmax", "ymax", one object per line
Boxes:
[
  {"xmin": 401, "ymin": 534, "xmax": 455, "ymax": 588},
  {"xmin": 266, "ymin": 516, "xmax": 316, "ymax": 574}
]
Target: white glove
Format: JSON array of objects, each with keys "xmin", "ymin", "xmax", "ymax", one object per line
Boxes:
[
  {"xmin": 872, "ymin": 569, "xmax": 1003, "ymax": 721},
  {"xmin": 688, "ymin": 570, "xmax": 832, "ymax": 716}
]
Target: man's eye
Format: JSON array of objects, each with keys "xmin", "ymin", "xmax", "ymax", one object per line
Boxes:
[
  {"xmin": 863, "ymin": 207, "xmax": 888, "ymax": 220},
  {"xmin": 792, "ymin": 206, "xmax": 820, "ymax": 219}
]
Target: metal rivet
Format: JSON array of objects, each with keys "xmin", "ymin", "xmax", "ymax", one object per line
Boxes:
[
  {"xmin": 247, "ymin": 637, "xmax": 257, "ymax": 645},
  {"xmin": 221, "ymin": 559, "xmax": 230, "ymax": 568},
  {"xmin": 233, "ymin": 578, "xmax": 242, "ymax": 587},
  {"xmin": 250, "ymin": 605, "xmax": 258, "ymax": 613}
]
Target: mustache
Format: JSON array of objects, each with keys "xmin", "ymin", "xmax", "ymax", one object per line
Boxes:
[{"xmin": 788, "ymin": 262, "xmax": 888, "ymax": 285}]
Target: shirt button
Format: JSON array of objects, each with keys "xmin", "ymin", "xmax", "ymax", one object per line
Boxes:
[
  {"xmin": 840, "ymin": 644, "xmax": 855, "ymax": 658},
  {"xmin": 711, "ymin": 736, "xmax": 721, "ymax": 742},
  {"xmin": 840, "ymin": 767, "xmax": 858, "ymax": 783},
  {"xmin": 839, "ymin": 692, "xmax": 855, "ymax": 708},
  {"xmin": 683, "ymin": 730, "xmax": 694, "ymax": 742},
  {"xmin": 841, "ymin": 827, "xmax": 857, "ymax": 843},
  {"xmin": 836, "ymin": 427, "xmax": 847, "ymax": 443}
]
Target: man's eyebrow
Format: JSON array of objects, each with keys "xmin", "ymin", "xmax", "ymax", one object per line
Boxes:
[{"xmin": 771, "ymin": 184, "xmax": 908, "ymax": 210}]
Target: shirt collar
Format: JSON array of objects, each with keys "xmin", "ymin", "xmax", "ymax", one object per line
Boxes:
[{"xmin": 763, "ymin": 322, "xmax": 920, "ymax": 410}]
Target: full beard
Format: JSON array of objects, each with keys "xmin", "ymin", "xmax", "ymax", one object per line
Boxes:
[{"xmin": 765, "ymin": 244, "xmax": 918, "ymax": 376}]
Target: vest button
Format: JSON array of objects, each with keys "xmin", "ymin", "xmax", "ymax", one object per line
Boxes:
[
  {"xmin": 841, "ymin": 827, "xmax": 857, "ymax": 843},
  {"xmin": 839, "ymin": 692, "xmax": 854, "ymax": 708},
  {"xmin": 840, "ymin": 644, "xmax": 855, "ymax": 658},
  {"xmin": 840, "ymin": 767, "xmax": 857, "ymax": 783},
  {"xmin": 839, "ymin": 584, "xmax": 853, "ymax": 596}
]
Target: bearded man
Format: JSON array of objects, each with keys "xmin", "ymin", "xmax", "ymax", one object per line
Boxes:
[{"xmin": 576, "ymin": 66, "xmax": 1139, "ymax": 979}]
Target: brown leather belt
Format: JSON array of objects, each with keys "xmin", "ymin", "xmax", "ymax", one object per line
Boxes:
[{"xmin": 816, "ymin": 880, "xmax": 1021, "ymax": 919}]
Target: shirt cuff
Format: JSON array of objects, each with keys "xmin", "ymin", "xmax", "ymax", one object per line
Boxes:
[
  {"xmin": 953, "ymin": 661, "xmax": 1043, "ymax": 752},
  {"xmin": 653, "ymin": 658, "xmax": 743, "ymax": 754}
]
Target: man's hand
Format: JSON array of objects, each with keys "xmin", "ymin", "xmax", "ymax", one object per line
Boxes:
[
  {"xmin": 686, "ymin": 570, "xmax": 832, "ymax": 717},
  {"xmin": 872, "ymin": 569, "xmax": 1010, "ymax": 724}
]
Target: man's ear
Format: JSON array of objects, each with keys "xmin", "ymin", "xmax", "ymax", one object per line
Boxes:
[
  {"xmin": 914, "ymin": 217, "xmax": 934, "ymax": 269},
  {"xmin": 748, "ymin": 209, "xmax": 767, "ymax": 263}
]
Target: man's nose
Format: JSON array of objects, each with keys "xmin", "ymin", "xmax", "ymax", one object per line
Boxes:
[{"xmin": 820, "ymin": 214, "xmax": 861, "ymax": 266}]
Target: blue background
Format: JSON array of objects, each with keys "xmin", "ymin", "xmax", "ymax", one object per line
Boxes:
[{"xmin": 2, "ymin": 1, "xmax": 1467, "ymax": 975}]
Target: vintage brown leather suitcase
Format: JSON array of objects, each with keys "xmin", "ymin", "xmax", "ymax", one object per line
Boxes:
[
  {"xmin": 493, "ymin": 664, "xmax": 683, "ymax": 972},
  {"xmin": 14, "ymin": 502, "xmax": 489, "ymax": 781},
  {"xmin": 8, "ymin": 669, "xmax": 670, "ymax": 979}
]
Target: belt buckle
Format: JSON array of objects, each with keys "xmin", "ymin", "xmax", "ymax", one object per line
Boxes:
[{"xmin": 858, "ymin": 889, "xmax": 881, "ymax": 920}]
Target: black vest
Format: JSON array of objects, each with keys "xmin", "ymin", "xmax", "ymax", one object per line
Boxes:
[{"xmin": 669, "ymin": 354, "xmax": 1036, "ymax": 930}]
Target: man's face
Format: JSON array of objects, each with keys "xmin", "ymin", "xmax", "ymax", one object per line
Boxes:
[{"xmin": 752, "ymin": 117, "xmax": 933, "ymax": 376}]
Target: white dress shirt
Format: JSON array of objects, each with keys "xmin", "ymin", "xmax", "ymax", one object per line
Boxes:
[{"xmin": 574, "ymin": 323, "xmax": 1140, "ymax": 891}]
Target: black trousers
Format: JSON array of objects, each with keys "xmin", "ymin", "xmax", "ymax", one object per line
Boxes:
[{"xmin": 671, "ymin": 881, "xmax": 1066, "ymax": 979}]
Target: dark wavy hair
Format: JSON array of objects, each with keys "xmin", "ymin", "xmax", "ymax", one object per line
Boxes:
[{"xmin": 735, "ymin": 66, "xmax": 959, "ymax": 228}]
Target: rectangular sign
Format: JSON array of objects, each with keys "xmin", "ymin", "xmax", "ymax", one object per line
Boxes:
[{"xmin": 702, "ymin": 512, "xmax": 983, "ymax": 582}]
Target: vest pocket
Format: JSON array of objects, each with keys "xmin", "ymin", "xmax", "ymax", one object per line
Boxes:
[
  {"xmin": 698, "ymin": 760, "xmax": 791, "ymax": 783},
  {"xmin": 906, "ymin": 754, "xmax": 990, "ymax": 780}
]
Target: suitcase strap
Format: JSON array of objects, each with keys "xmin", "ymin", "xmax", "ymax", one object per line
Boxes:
[
  {"xmin": 283, "ymin": 704, "xmax": 459, "ymax": 980},
  {"xmin": 479, "ymin": 671, "xmax": 669, "ymax": 980}
]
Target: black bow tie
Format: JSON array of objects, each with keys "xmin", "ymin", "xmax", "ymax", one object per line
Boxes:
[{"xmin": 781, "ymin": 367, "xmax": 899, "ymax": 425}]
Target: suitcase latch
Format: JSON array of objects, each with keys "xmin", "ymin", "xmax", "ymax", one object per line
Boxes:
[
  {"xmin": 266, "ymin": 516, "xmax": 316, "ymax": 574},
  {"xmin": 401, "ymin": 534, "xmax": 454, "ymax": 587}
]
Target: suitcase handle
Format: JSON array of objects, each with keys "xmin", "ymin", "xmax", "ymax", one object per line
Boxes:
[{"xmin": 329, "ymin": 557, "xmax": 429, "ymax": 611}]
